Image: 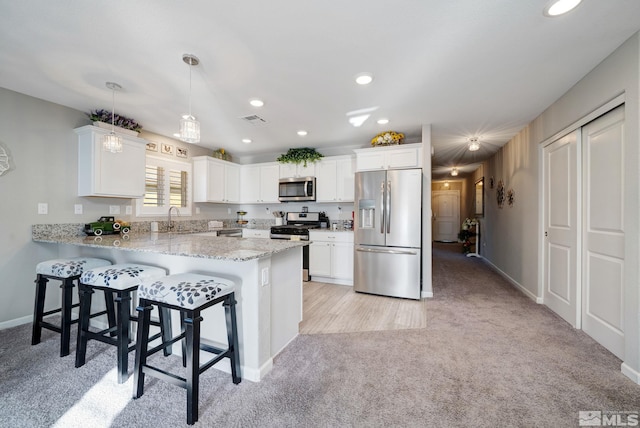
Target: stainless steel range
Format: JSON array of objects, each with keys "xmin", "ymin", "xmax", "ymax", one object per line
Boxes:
[{"xmin": 270, "ymin": 212, "xmax": 329, "ymax": 281}]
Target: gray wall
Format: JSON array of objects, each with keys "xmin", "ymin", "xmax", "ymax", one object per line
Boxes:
[
  {"xmin": 482, "ymin": 32, "xmax": 640, "ymax": 380},
  {"xmin": 0, "ymin": 88, "xmax": 231, "ymax": 326}
]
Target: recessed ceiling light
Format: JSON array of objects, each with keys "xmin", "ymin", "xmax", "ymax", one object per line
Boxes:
[
  {"xmin": 377, "ymin": 118, "xmax": 389, "ymax": 125},
  {"xmin": 297, "ymin": 130, "xmax": 308, "ymax": 136},
  {"xmin": 544, "ymin": 0, "xmax": 582, "ymax": 17},
  {"xmin": 242, "ymin": 138, "xmax": 252, "ymax": 144},
  {"xmin": 355, "ymin": 73, "xmax": 373, "ymax": 85},
  {"xmin": 249, "ymin": 99, "xmax": 264, "ymax": 107}
]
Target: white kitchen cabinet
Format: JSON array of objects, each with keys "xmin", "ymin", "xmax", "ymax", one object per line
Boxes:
[
  {"xmin": 192, "ymin": 156, "xmax": 240, "ymax": 203},
  {"xmin": 241, "ymin": 162, "xmax": 280, "ymax": 203},
  {"xmin": 279, "ymin": 162, "xmax": 315, "ymax": 178},
  {"xmin": 75, "ymin": 125, "xmax": 146, "ymax": 198},
  {"xmin": 354, "ymin": 143, "xmax": 423, "ymax": 171},
  {"xmin": 309, "ymin": 230, "xmax": 354, "ymax": 285},
  {"xmin": 316, "ymin": 156, "xmax": 355, "ymax": 202},
  {"xmin": 242, "ymin": 229, "xmax": 271, "ymax": 239}
]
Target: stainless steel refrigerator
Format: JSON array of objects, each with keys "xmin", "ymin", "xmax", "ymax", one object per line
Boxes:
[{"xmin": 354, "ymin": 168, "xmax": 422, "ymax": 299}]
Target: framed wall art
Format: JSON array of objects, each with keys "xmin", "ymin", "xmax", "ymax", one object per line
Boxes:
[
  {"xmin": 161, "ymin": 143, "xmax": 174, "ymax": 155},
  {"xmin": 146, "ymin": 141, "xmax": 158, "ymax": 152},
  {"xmin": 176, "ymin": 147, "xmax": 188, "ymax": 158}
]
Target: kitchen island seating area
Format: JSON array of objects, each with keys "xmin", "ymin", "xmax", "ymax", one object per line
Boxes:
[
  {"xmin": 75, "ymin": 263, "xmax": 172, "ymax": 384},
  {"xmin": 133, "ymin": 273, "xmax": 241, "ymax": 425},
  {"xmin": 32, "ymin": 257, "xmax": 114, "ymax": 357}
]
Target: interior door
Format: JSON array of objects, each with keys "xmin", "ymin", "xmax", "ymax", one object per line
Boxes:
[
  {"xmin": 431, "ymin": 190, "xmax": 460, "ymax": 242},
  {"xmin": 543, "ymin": 131, "xmax": 580, "ymax": 327},
  {"xmin": 582, "ymin": 105, "xmax": 625, "ymax": 359}
]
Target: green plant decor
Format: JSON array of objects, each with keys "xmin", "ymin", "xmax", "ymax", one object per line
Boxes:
[
  {"xmin": 276, "ymin": 148, "xmax": 323, "ymax": 167},
  {"xmin": 88, "ymin": 109, "xmax": 142, "ymax": 132}
]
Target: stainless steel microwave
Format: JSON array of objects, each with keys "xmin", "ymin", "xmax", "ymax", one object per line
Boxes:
[{"xmin": 278, "ymin": 176, "xmax": 316, "ymax": 202}]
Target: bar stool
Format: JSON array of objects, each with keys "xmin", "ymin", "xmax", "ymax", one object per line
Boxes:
[
  {"xmin": 75, "ymin": 263, "xmax": 171, "ymax": 384},
  {"xmin": 32, "ymin": 257, "xmax": 113, "ymax": 357},
  {"xmin": 133, "ymin": 273, "xmax": 241, "ymax": 425}
]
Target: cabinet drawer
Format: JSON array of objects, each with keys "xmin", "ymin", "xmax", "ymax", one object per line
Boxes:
[{"xmin": 309, "ymin": 231, "xmax": 354, "ymax": 243}]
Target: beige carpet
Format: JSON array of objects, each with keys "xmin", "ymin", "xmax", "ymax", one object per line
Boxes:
[{"xmin": 1, "ymin": 242, "xmax": 638, "ymax": 427}]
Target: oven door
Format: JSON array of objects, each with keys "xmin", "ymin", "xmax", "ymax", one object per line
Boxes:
[{"xmin": 278, "ymin": 177, "xmax": 316, "ymax": 202}]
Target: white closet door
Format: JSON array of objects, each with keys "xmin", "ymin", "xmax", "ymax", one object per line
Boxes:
[
  {"xmin": 432, "ymin": 190, "xmax": 460, "ymax": 242},
  {"xmin": 543, "ymin": 131, "xmax": 580, "ymax": 327},
  {"xmin": 582, "ymin": 105, "xmax": 625, "ymax": 359}
]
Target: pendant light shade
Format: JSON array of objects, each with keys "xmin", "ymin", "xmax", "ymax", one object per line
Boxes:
[
  {"xmin": 468, "ymin": 137, "xmax": 480, "ymax": 152},
  {"xmin": 180, "ymin": 54, "xmax": 200, "ymax": 144},
  {"xmin": 103, "ymin": 82, "xmax": 123, "ymax": 153}
]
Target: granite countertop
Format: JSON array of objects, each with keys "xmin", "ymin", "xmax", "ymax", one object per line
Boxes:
[{"xmin": 32, "ymin": 232, "xmax": 308, "ymax": 262}]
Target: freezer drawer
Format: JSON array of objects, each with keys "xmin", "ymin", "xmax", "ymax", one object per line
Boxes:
[{"xmin": 354, "ymin": 245, "xmax": 421, "ymax": 300}]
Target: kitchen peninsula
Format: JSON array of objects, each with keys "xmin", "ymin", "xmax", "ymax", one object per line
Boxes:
[{"xmin": 32, "ymin": 227, "xmax": 308, "ymax": 382}]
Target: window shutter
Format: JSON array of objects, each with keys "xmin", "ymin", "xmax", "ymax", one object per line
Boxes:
[
  {"xmin": 144, "ymin": 165, "xmax": 164, "ymax": 207},
  {"xmin": 169, "ymin": 170, "xmax": 187, "ymax": 207}
]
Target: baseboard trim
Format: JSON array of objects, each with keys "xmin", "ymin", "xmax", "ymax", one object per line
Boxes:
[
  {"xmin": 621, "ymin": 362, "xmax": 640, "ymax": 385},
  {"xmin": 310, "ymin": 276, "xmax": 353, "ymax": 286},
  {"xmin": 483, "ymin": 259, "xmax": 543, "ymax": 303},
  {"xmin": 0, "ymin": 315, "xmax": 32, "ymax": 330},
  {"xmin": 421, "ymin": 290, "xmax": 433, "ymax": 299}
]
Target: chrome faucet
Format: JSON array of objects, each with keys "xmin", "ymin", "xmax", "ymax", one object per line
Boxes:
[{"xmin": 168, "ymin": 206, "xmax": 179, "ymax": 232}]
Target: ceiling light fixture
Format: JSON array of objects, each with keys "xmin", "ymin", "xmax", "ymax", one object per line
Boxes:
[
  {"xmin": 544, "ymin": 0, "xmax": 582, "ymax": 16},
  {"xmin": 297, "ymin": 130, "xmax": 308, "ymax": 136},
  {"xmin": 377, "ymin": 118, "xmax": 389, "ymax": 125},
  {"xmin": 242, "ymin": 138, "xmax": 252, "ymax": 144},
  {"xmin": 355, "ymin": 73, "xmax": 373, "ymax": 85},
  {"xmin": 451, "ymin": 168, "xmax": 459, "ymax": 177},
  {"xmin": 249, "ymin": 99, "xmax": 264, "ymax": 107},
  {"xmin": 468, "ymin": 137, "xmax": 480, "ymax": 152},
  {"xmin": 103, "ymin": 82, "xmax": 123, "ymax": 153},
  {"xmin": 179, "ymin": 54, "xmax": 200, "ymax": 144}
]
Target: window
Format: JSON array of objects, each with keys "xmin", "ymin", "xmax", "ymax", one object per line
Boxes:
[{"xmin": 136, "ymin": 156, "xmax": 192, "ymax": 217}]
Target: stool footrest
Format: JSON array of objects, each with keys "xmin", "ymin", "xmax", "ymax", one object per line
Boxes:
[
  {"xmin": 142, "ymin": 365, "xmax": 187, "ymax": 389},
  {"xmin": 42, "ymin": 303, "xmax": 80, "ymax": 317}
]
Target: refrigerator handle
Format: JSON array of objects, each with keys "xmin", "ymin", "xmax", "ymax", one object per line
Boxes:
[
  {"xmin": 386, "ymin": 180, "xmax": 391, "ymax": 234},
  {"xmin": 356, "ymin": 247, "xmax": 418, "ymax": 256},
  {"xmin": 380, "ymin": 181, "xmax": 385, "ymax": 234}
]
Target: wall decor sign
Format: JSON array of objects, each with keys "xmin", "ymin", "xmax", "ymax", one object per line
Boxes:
[
  {"xmin": 176, "ymin": 147, "xmax": 188, "ymax": 158},
  {"xmin": 0, "ymin": 142, "xmax": 11, "ymax": 176},
  {"xmin": 507, "ymin": 188, "xmax": 515, "ymax": 206},
  {"xmin": 146, "ymin": 141, "xmax": 158, "ymax": 152},
  {"xmin": 161, "ymin": 143, "xmax": 174, "ymax": 155},
  {"xmin": 496, "ymin": 180, "xmax": 505, "ymax": 209}
]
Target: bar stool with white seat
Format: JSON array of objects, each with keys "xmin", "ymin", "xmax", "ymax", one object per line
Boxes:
[
  {"xmin": 75, "ymin": 263, "xmax": 171, "ymax": 383},
  {"xmin": 133, "ymin": 272, "xmax": 241, "ymax": 425},
  {"xmin": 32, "ymin": 257, "xmax": 114, "ymax": 357}
]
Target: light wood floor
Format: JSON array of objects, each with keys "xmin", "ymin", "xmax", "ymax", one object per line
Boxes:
[{"xmin": 299, "ymin": 281, "xmax": 428, "ymax": 334}]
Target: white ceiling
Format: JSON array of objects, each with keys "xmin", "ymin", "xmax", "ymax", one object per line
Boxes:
[{"xmin": 1, "ymin": 1, "xmax": 639, "ymax": 178}]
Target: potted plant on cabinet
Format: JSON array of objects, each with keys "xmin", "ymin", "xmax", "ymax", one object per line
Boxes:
[
  {"xmin": 88, "ymin": 109, "xmax": 142, "ymax": 136},
  {"xmin": 277, "ymin": 147, "xmax": 324, "ymax": 167}
]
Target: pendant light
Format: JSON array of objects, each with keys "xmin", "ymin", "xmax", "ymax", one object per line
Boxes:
[
  {"xmin": 180, "ymin": 54, "xmax": 200, "ymax": 144},
  {"xmin": 468, "ymin": 137, "xmax": 480, "ymax": 152},
  {"xmin": 103, "ymin": 82, "xmax": 123, "ymax": 153},
  {"xmin": 451, "ymin": 167, "xmax": 459, "ymax": 177}
]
